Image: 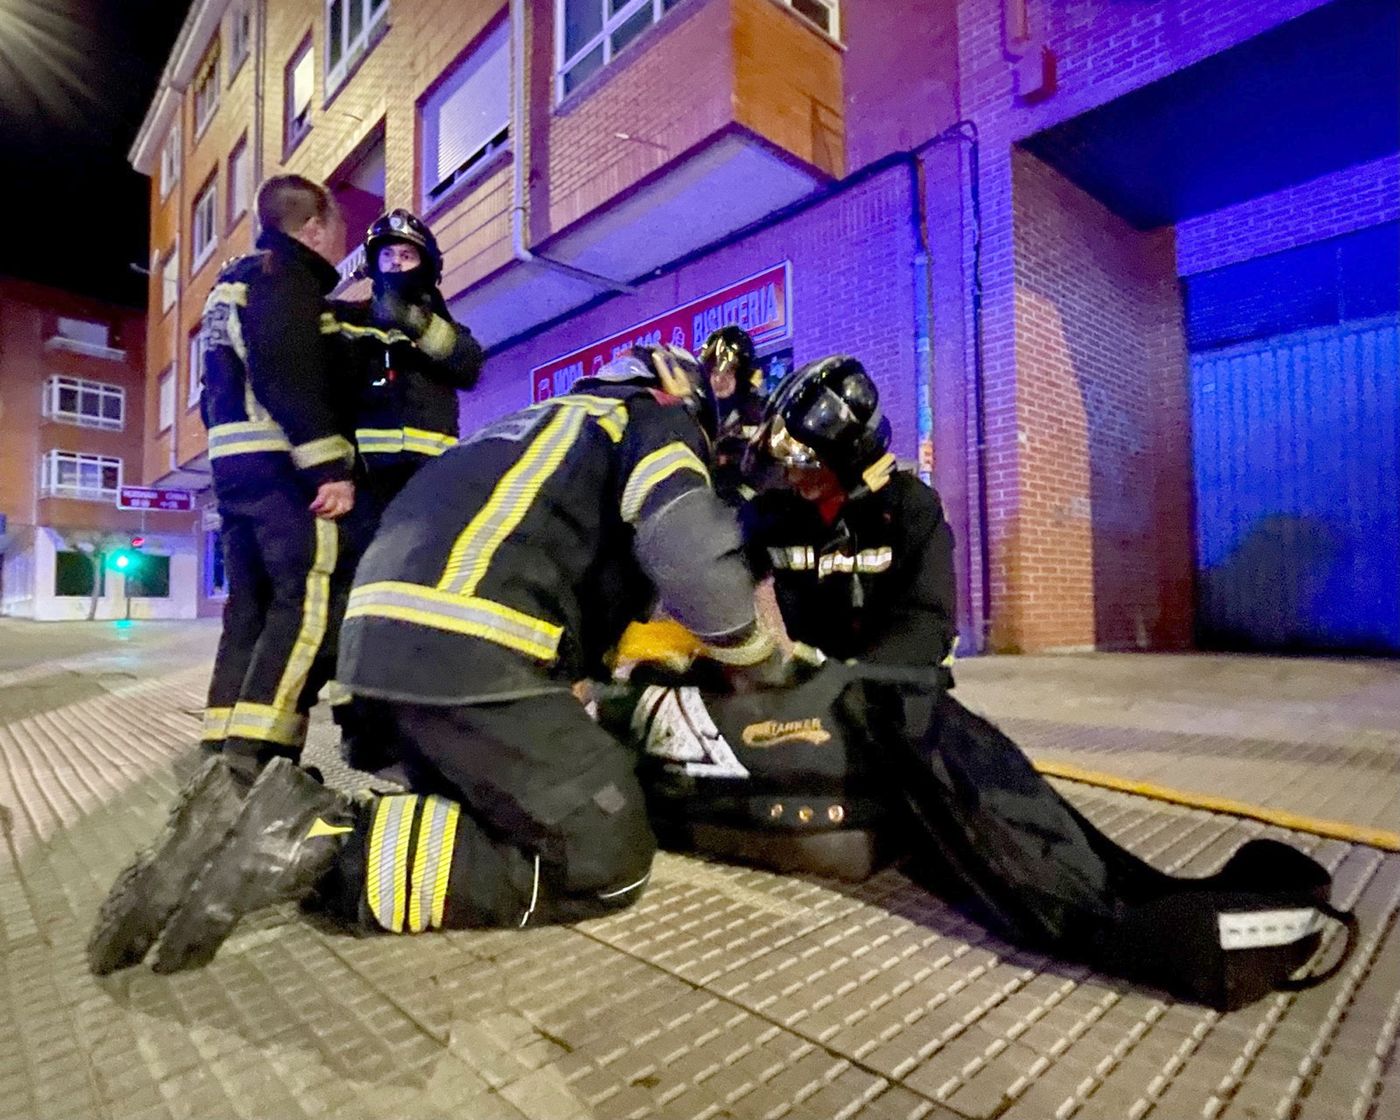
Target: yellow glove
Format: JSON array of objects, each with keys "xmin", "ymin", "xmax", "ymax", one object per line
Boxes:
[{"xmin": 613, "ymin": 619, "xmax": 705, "ymax": 671}]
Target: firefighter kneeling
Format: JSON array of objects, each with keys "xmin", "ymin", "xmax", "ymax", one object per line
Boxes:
[{"xmin": 88, "ymin": 345, "xmax": 805, "ymax": 974}]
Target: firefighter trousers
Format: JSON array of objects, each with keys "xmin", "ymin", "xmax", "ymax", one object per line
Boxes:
[
  {"xmin": 203, "ymin": 485, "xmax": 368, "ymax": 768},
  {"xmin": 313, "ymin": 692, "xmax": 656, "ymax": 931}
]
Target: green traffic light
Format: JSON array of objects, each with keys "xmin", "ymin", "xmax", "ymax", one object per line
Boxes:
[{"xmin": 113, "ymin": 553, "xmax": 130, "ymax": 570}]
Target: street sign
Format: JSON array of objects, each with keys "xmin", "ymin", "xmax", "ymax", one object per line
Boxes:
[{"xmin": 117, "ymin": 486, "xmax": 195, "ymax": 512}]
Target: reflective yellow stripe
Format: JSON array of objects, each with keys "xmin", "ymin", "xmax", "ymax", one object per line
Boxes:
[
  {"xmin": 345, "ymin": 581, "xmax": 562, "ymax": 662},
  {"xmin": 290, "ymin": 434, "xmax": 355, "ymax": 470},
  {"xmin": 200, "ymin": 706, "xmax": 232, "ymax": 742},
  {"xmin": 325, "ymin": 680, "xmax": 353, "ymax": 707},
  {"xmin": 402, "ymin": 428, "xmax": 457, "ymax": 456},
  {"xmin": 273, "ymin": 519, "xmax": 338, "ymax": 710},
  {"xmin": 367, "ymin": 795, "xmax": 417, "ymax": 932},
  {"xmin": 207, "ymin": 420, "xmax": 292, "ymax": 459},
  {"xmin": 438, "ymin": 404, "xmax": 587, "ymax": 595},
  {"xmin": 407, "ymin": 796, "xmax": 460, "ymax": 932},
  {"xmin": 225, "ymin": 701, "xmax": 307, "ymax": 746},
  {"xmin": 620, "ymin": 442, "xmax": 710, "ymax": 523},
  {"xmin": 555, "ymin": 394, "xmax": 628, "ymax": 442},
  {"xmin": 332, "ymin": 317, "xmax": 411, "ymax": 345},
  {"xmin": 356, "ymin": 428, "xmax": 459, "ymax": 457}
]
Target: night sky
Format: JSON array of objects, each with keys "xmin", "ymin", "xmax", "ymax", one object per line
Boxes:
[{"xmin": 0, "ymin": 1, "xmax": 190, "ymax": 307}]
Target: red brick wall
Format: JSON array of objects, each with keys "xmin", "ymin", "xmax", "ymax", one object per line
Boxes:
[
  {"xmin": 1009, "ymin": 150, "xmax": 1192, "ymax": 651},
  {"xmin": 1176, "ymin": 154, "xmax": 1400, "ymax": 275}
]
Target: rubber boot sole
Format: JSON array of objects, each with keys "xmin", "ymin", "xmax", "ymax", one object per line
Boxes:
[{"xmin": 87, "ymin": 758, "xmax": 244, "ymax": 975}]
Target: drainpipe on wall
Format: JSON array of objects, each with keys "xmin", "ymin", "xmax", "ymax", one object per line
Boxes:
[
  {"xmin": 908, "ymin": 121, "xmax": 989, "ymax": 653},
  {"xmin": 507, "ymin": 0, "xmax": 635, "ymax": 294}
]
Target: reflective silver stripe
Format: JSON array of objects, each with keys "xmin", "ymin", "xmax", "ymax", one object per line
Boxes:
[
  {"xmin": 224, "ymin": 702, "xmax": 307, "ymax": 746},
  {"xmin": 620, "ymin": 442, "xmax": 710, "ymax": 523},
  {"xmin": 344, "ymin": 581, "xmax": 563, "ymax": 662},
  {"xmin": 598, "ymin": 871, "xmax": 650, "ymax": 900},
  {"xmin": 768, "ymin": 545, "xmax": 815, "ymax": 571},
  {"xmin": 290, "ymin": 434, "xmax": 355, "ymax": 470},
  {"xmin": 207, "ymin": 420, "xmax": 291, "ymax": 459},
  {"xmin": 408, "ymin": 796, "xmax": 459, "ymax": 933},
  {"xmin": 519, "ymin": 854, "xmax": 541, "ymax": 927}
]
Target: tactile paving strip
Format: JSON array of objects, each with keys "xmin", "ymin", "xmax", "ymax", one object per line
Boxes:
[{"xmin": 0, "ymin": 635, "xmax": 1396, "ymax": 1119}]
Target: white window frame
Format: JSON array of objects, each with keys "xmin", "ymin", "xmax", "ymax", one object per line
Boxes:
[
  {"xmin": 159, "ymin": 121, "xmax": 181, "ymax": 200},
  {"xmin": 556, "ymin": 0, "xmax": 682, "ymax": 100},
  {"xmin": 228, "ymin": 1, "xmax": 252, "ymax": 77},
  {"xmin": 158, "ymin": 367, "xmax": 175, "ymax": 432},
  {"xmin": 227, "ymin": 136, "xmax": 250, "ymax": 227},
  {"xmin": 286, "ymin": 38, "xmax": 315, "ymax": 150},
  {"xmin": 39, "ymin": 451, "xmax": 123, "ymax": 502},
  {"xmin": 188, "ymin": 330, "xmax": 204, "ymax": 407},
  {"xmin": 160, "ymin": 243, "xmax": 179, "ymax": 314},
  {"xmin": 42, "ymin": 376, "xmax": 125, "ymax": 431},
  {"xmin": 420, "ymin": 20, "xmax": 511, "ymax": 213},
  {"xmin": 325, "ymin": 0, "xmax": 389, "ymax": 98},
  {"xmin": 193, "ymin": 42, "xmax": 221, "ymax": 137},
  {"xmin": 192, "ymin": 176, "xmax": 218, "ymax": 272}
]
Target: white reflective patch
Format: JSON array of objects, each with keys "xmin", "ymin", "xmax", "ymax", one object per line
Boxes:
[
  {"xmin": 634, "ymin": 685, "xmax": 750, "ymax": 779},
  {"xmin": 1218, "ymin": 907, "xmax": 1324, "ymax": 950}
]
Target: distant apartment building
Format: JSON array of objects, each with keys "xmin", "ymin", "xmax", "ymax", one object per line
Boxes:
[
  {"xmin": 0, "ymin": 279, "xmax": 199, "ymax": 620},
  {"xmin": 130, "ymin": 0, "xmax": 1398, "ymax": 652}
]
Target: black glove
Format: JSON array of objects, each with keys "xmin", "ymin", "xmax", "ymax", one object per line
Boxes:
[{"xmin": 371, "ymin": 287, "xmax": 432, "ymax": 339}]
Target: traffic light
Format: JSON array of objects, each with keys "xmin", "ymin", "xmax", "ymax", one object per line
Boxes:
[{"xmin": 106, "ymin": 537, "xmax": 146, "ymax": 572}]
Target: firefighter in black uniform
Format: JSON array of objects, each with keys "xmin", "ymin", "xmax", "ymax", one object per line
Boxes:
[
  {"xmin": 329, "ymin": 209, "xmax": 485, "ymax": 767},
  {"xmin": 196, "ymin": 174, "xmax": 366, "ymax": 782},
  {"xmin": 698, "ymin": 325, "xmax": 766, "ymax": 505},
  {"xmin": 741, "ymin": 356, "xmax": 958, "ymax": 677},
  {"xmin": 90, "ymin": 346, "xmax": 801, "ymax": 974},
  {"xmin": 330, "ymin": 209, "xmax": 484, "ymax": 513}
]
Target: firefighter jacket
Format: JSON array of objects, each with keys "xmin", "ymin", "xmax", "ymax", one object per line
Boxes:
[
  {"xmin": 336, "ymin": 379, "xmax": 769, "ymax": 705},
  {"xmin": 199, "ymin": 230, "xmax": 356, "ymax": 497},
  {"xmin": 741, "ymin": 471, "xmax": 957, "ymax": 667},
  {"xmin": 712, "ymin": 392, "xmax": 766, "ymax": 505},
  {"xmin": 328, "ymin": 293, "xmax": 483, "ymax": 470}
]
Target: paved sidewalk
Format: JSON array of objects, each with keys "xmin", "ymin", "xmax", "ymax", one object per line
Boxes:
[{"xmin": 0, "ymin": 620, "xmax": 1395, "ymax": 1120}]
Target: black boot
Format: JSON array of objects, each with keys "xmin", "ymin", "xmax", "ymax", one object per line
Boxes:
[
  {"xmin": 88, "ymin": 758, "xmax": 246, "ymax": 975},
  {"xmin": 151, "ymin": 758, "xmax": 357, "ymax": 973}
]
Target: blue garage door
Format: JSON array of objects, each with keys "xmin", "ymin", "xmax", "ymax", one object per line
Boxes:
[{"xmin": 1192, "ymin": 317, "xmax": 1399, "ymax": 653}]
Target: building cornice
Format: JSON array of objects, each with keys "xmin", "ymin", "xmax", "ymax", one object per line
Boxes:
[{"xmin": 128, "ymin": 0, "xmax": 231, "ymax": 175}]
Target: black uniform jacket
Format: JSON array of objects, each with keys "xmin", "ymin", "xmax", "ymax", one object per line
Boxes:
[
  {"xmin": 338, "ymin": 380, "xmax": 759, "ymax": 705},
  {"xmin": 199, "ymin": 230, "xmax": 355, "ymax": 498},
  {"xmin": 328, "ymin": 295, "xmax": 483, "ymax": 470},
  {"xmin": 742, "ymin": 471, "xmax": 957, "ymax": 666}
]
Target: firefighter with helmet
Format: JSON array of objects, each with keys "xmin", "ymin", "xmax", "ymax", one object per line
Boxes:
[
  {"xmin": 698, "ymin": 325, "xmax": 766, "ymax": 504},
  {"xmin": 741, "ymin": 355, "xmax": 958, "ymax": 676},
  {"xmin": 330, "ymin": 208, "xmax": 484, "ymax": 512}
]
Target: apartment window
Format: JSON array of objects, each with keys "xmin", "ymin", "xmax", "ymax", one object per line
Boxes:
[
  {"xmin": 227, "ymin": 136, "xmax": 250, "ymax": 227},
  {"xmin": 228, "ymin": 2, "xmax": 252, "ymax": 77},
  {"xmin": 43, "ymin": 376, "xmax": 125, "ymax": 430},
  {"xmin": 285, "ymin": 38, "xmax": 315, "ymax": 151},
  {"xmin": 421, "ymin": 21, "xmax": 510, "ymax": 211},
  {"xmin": 188, "ymin": 329, "xmax": 205, "ymax": 407},
  {"xmin": 39, "ymin": 451, "xmax": 122, "ymax": 502},
  {"xmin": 783, "ymin": 0, "xmax": 839, "ymax": 37},
  {"xmin": 326, "ymin": 0, "xmax": 389, "ymax": 95},
  {"xmin": 159, "ymin": 121, "xmax": 181, "ymax": 199},
  {"xmin": 556, "ymin": 0, "xmax": 687, "ymax": 97},
  {"xmin": 158, "ymin": 367, "xmax": 175, "ymax": 433},
  {"xmin": 160, "ymin": 246, "xmax": 178, "ymax": 313},
  {"xmin": 129, "ymin": 555, "xmax": 172, "ymax": 599},
  {"xmin": 194, "ymin": 42, "xmax": 221, "ymax": 136},
  {"xmin": 55, "ymin": 552, "xmax": 105, "ymax": 597},
  {"xmin": 192, "ymin": 175, "xmax": 218, "ymax": 271}
]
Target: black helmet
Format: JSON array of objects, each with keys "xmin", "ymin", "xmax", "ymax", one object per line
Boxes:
[
  {"xmin": 365, "ymin": 209, "xmax": 442, "ymax": 282},
  {"xmin": 590, "ymin": 344, "xmax": 719, "ymax": 445},
  {"xmin": 759, "ymin": 356, "xmax": 894, "ymax": 493},
  {"xmin": 698, "ymin": 326, "xmax": 759, "ymax": 397}
]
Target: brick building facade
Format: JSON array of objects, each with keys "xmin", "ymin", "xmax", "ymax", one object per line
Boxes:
[
  {"xmin": 0, "ymin": 280, "xmax": 199, "ymax": 620},
  {"xmin": 130, "ymin": 0, "xmax": 1398, "ymax": 650}
]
